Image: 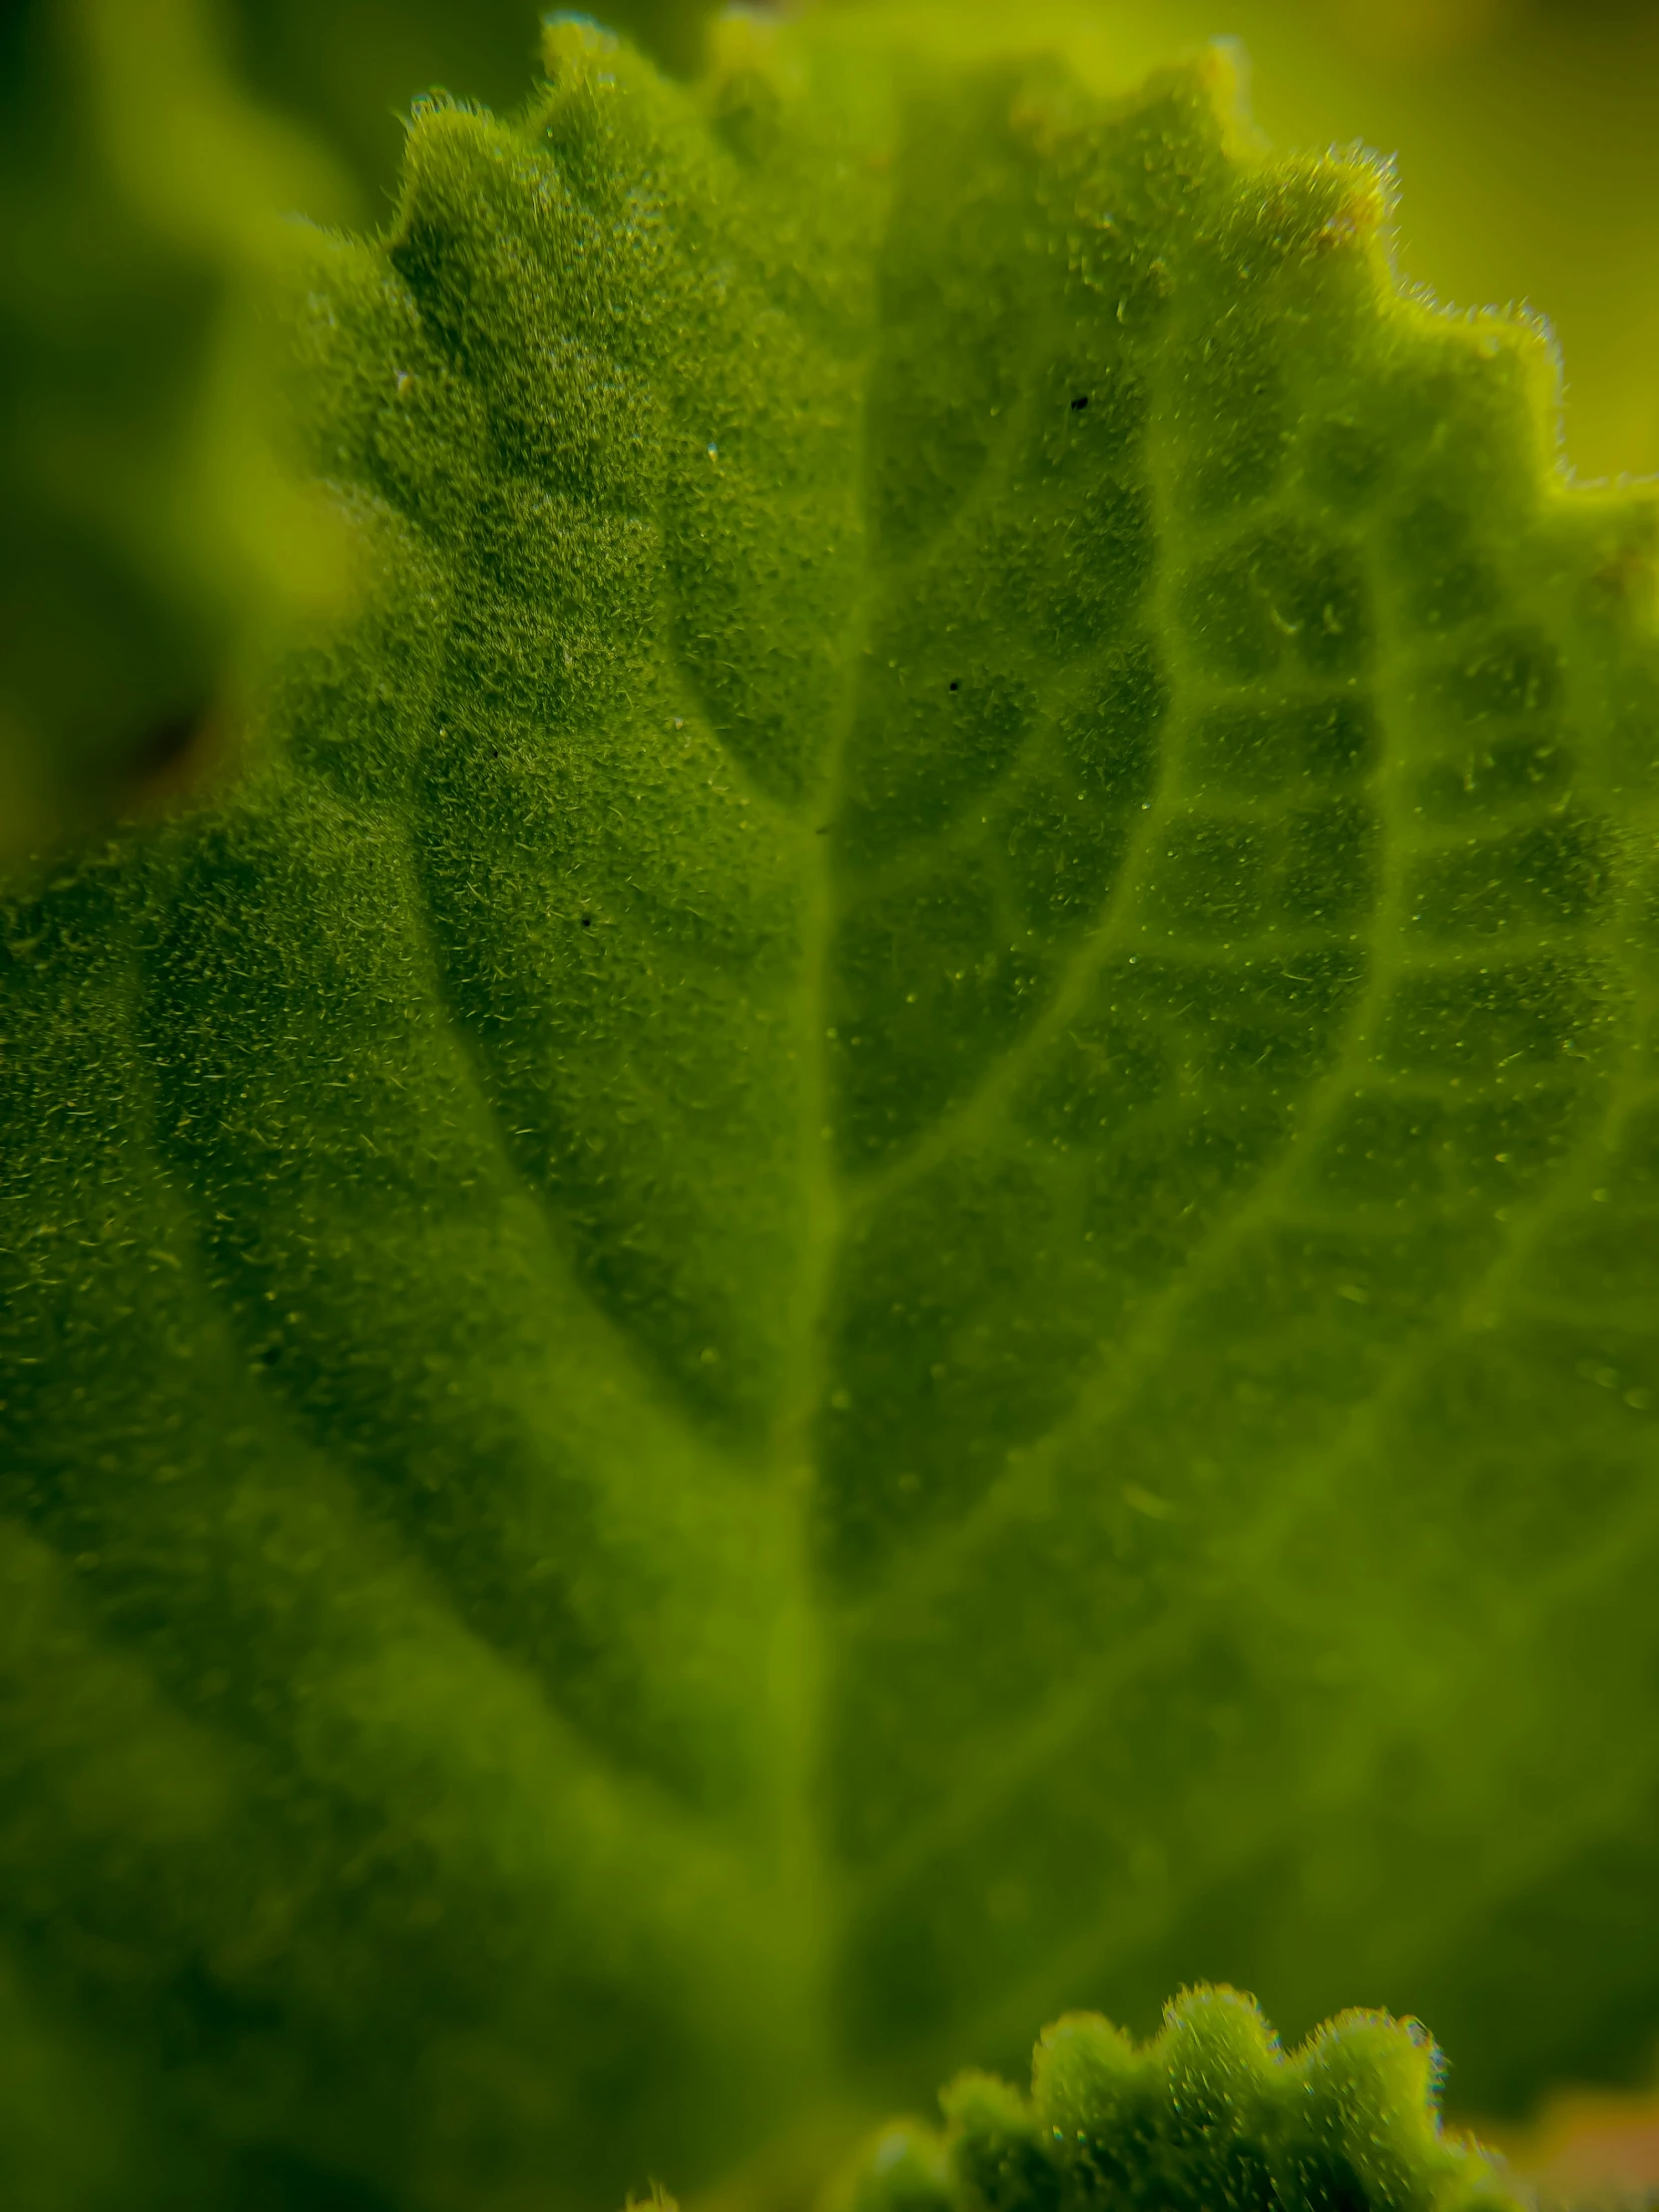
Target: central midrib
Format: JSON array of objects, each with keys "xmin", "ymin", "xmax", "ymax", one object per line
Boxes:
[{"xmin": 754, "ymin": 137, "xmax": 895, "ymax": 2097}]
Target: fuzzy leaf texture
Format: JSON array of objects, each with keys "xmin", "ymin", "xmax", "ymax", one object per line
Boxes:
[
  {"xmin": 4, "ymin": 8, "xmax": 1659, "ymax": 2209},
  {"xmin": 843, "ymin": 1989, "xmax": 1515, "ymax": 2212}
]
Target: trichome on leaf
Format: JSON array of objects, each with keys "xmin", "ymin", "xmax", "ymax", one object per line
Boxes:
[{"xmin": 845, "ymin": 1989, "xmax": 1518, "ymax": 2212}]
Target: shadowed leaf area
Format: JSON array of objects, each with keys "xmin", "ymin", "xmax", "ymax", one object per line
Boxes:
[{"xmin": 3, "ymin": 8, "xmax": 1659, "ymax": 2210}]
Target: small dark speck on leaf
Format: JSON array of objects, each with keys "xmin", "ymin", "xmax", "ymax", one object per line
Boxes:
[
  {"xmin": 580, "ymin": 913, "xmax": 593, "ymax": 927},
  {"xmin": 816, "ymin": 824, "xmax": 831, "ymax": 834},
  {"xmin": 1070, "ymin": 393, "xmax": 1090, "ymax": 410},
  {"xmin": 948, "ymin": 680, "xmax": 961, "ymax": 693}
]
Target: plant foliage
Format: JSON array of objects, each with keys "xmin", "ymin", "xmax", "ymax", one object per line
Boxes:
[
  {"xmin": 844, "ymin": 1989, "xmax": 1516, "ymax": 2212},
  {"xmin": 3, "ymin": 7, "xmax": 1659, "ymax": 2209}
]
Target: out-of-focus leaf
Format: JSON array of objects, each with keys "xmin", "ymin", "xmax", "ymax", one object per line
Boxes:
[{"xmin": 0, "ymin": 0, "xmax": 349, "ymax": 860}]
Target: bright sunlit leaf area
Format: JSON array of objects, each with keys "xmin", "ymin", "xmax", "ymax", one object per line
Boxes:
[{"xmin": 2, "ymin": 4, "xmax": 1658, "ymax": 2210}]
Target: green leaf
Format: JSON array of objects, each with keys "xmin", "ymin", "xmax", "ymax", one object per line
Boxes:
[
  {"xmin": 4, "ymin": 8, "xmax": 1659, "ymax": 2207},
  {"xmin": 844, "ymin": 1989, "xmax": 1519, "ymax": 2212}
]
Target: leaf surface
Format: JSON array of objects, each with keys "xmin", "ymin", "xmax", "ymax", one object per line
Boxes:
[
  {"xmin": 4, "ymin": 10, "xmax": 1659, "ymax": 2208},
  {"xmin": 845, "ymin": 1988, "xmax": 1518, "ymax": 2212}
]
